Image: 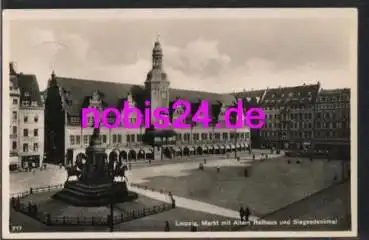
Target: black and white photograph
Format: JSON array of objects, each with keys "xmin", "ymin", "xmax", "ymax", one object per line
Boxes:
[{"xmin": 2, "ymin": 9, "xmax": 357, "ymax": 238}]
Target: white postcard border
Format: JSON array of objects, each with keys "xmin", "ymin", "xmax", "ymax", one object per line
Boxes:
[{"xmin": 2, "ymin": 8, "xmax": 358, "ymax": 239}]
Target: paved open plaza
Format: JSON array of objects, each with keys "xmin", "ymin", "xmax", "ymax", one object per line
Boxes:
[{"xmin": 9, "ymin": 150, "xmax": 350, "ymax": 232}]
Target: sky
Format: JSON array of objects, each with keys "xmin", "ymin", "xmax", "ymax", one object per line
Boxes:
[{"xmin": 4, "ymin": 9, "xmax": 357, "ymax": 93}]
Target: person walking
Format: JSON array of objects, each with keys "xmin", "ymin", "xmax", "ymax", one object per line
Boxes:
[
  {"xmin": 164, "ymin": 221, "xmax": 170, "ymax": 231},
  {"xmin": 244, "ymin": 207, "xmax": 250, "ymax": 222},
  {"xmin": 239, "ymin": 205, "xmax": 245, "ymax": 221}
]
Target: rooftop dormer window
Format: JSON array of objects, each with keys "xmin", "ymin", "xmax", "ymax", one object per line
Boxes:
[{"xmin": 24, "ymin": 91, "xmax": 30, "ymax": 97}]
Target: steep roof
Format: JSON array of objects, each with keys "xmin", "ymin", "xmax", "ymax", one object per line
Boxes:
[
  {"xmin": 52, "ymin": 76, "xmax": 236, "ymax": 116},
  {"xmin": 12, "ymin": 73, "xmax": 43, "ymax": 106},
  {"xmin": 261, "ymin": 83, "xmax": 320, "ymax": 107},
  {"xmin": 317, "ymin": 88, "xmax": 350, "ymax": 103},
  {"xmin": 233, "ymin": 89, "xmax": 266, "ymax": 105}
]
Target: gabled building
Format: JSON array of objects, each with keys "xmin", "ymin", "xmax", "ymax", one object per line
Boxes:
[
  {"xmin": 260, "ymin": 83, "xmax": 321, "ymax": 149},
  {"xmin": 314, "ymin": 88, "xmax": 350, "ymax": 159},
  {"xmin": 234, "ymin": 89, "xmax": 267, "ymax": 148},
  {"xmin": 44, "ymin": 39, "xmax": 251, "ymax": 165},
  {"xmin": 9, "ymin": 63, "xmax": 45, "ymax": 170}
]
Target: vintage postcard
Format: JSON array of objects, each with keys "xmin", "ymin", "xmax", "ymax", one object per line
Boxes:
[{"xmin": 2, "ymin": 8, "xmax": 357, "ymax": 238}]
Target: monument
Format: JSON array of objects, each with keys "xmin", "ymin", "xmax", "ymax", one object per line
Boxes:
[{"xmin": 53, "ymin": 123, "xmax": 138, "ymax": 206}]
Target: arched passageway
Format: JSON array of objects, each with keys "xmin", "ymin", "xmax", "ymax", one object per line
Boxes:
[
  {"xmin": 137, "ymin": 149, "xmax": 145, "ymax": 160},
  {"xmin": 128, "ymin": 150, "xmax": 137, "ymax": 161},
  {"xmin": 196, "ymin": 146, "xmax": 203, "ymax": 155},
  {"xmin": 119, "ymin": 151, "xmax": 128, "ymax": 161}
]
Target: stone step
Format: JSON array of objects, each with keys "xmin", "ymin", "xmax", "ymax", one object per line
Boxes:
[
  {"xmin": 59, "ymin": 187, "xmax": 113, "ymax": 198},
  {"xmin": 64, "ymin": 182, "xmax": 114, "ymax": 195},
  {"xmin": 53, "ymin": 190, "xmax": 112, "ymax": 206},
  {"xmin": 52, "ymin": 182, "xmax": 138, "ymax": 207}
]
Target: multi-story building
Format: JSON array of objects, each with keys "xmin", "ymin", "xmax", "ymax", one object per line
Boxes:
[
  {"xmin": 314, "ymin": 88, "xmax": 350, "ymax": 158},
  {"xmin": 9, "ymin": 63, "xmax": 45, "ymax": 170},
  {"xmin": 234, "ymin": 89, "xmax": 266, "ymax": 148},
  {"xmin": 236, "ymin": 83, "xmax": 321, "ymax": 150},
  {"xmin": 44, "ymin": 39, "xmax": 251, "ymax": 165}
]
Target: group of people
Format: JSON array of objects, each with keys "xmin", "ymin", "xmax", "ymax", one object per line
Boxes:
[{"xmin": 239, "ymin": 206, "xmax": 251, "ymax": 222}]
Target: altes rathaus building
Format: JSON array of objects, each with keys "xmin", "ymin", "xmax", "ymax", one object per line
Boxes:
[{"xmin": 43, "ymin": 39, "xmax": 251, "ymax": 165}]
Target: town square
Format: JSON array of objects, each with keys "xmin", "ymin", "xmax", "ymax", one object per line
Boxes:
[{"xmin": 4, "ymin": 8, "xmax": 355, "ymax": 238}]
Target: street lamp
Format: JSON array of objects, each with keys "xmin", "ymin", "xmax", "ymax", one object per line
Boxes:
[
  {"xmin": 108, "ymin": 155, "xmax": 116, "ymax": 232},
  {"xmin": 234, "ymin": 129, "xmax": 238, "ymax": 159}
]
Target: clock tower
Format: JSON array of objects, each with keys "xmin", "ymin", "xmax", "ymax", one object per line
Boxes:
[{"xmin": 144, "ymin": 37, "xmax": 170, "ymax": 123}]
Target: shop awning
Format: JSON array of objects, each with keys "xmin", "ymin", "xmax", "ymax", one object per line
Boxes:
[
  {"xmin": 140, "ymin": 147, "xmax": 153, "ymax": 153},
  {"xmin": 230, "ymin": 144, "xmax": 236, "ymax": 149},
  {"xmin": 213, "ymin": 145, "xmax": 219, "ymax": 150},
  {"xmin": 236, "ymin": 144, "xmax": 241, "ymax": 148},
  {"xmin": 10, "ymin": 156, "xmax": 18, "ymax": 164},
  {"xmin": 206, "ymin": 145, "xmax": 214, "ymax": 150},
  {"xmin": 172, "ymin": 147, "xmax": 182, "ymax": 152},
  {"xmin": 219, "ymin": 145, "xmax": 226, "ymax": 150},
  {"xmin": 225, "ymin": 145, "xmax": 231, "ymax": 150},
  {"xmin": 145, "ymin": 129, "xmax": 177, "ymax": 138},
  {"xmin": 118, "ymin": 148, "xmax": 130, "ymax": 152},
  {"xmin": 202, "ymin": 145, "xmax": 208, "ymax": 150}
]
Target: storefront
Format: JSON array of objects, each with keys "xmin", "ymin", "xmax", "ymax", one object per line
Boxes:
[
  {"xmin": 21, "ymin": 155, "xmax": 40, "ymax": 169},
  {"xmin": 9, "ymin": 155, "xmax": 19, "ymax": 171}
]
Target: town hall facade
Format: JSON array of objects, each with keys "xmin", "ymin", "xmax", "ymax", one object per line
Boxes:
[{"xmin": 43, "ymin": 39, "xmax": 251, "ymax": 165}]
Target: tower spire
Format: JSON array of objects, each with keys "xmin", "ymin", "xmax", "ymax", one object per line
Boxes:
[{"xmin": 152, "ymin": 36, "xmax": 163, "ymax": 70}]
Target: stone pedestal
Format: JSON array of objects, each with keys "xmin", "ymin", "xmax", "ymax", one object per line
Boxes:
[
  {"xmin": 53, "ymin": 181, "xmax": 137, "ymax": 206},
  {"xmin": 53, "ymin": 126, "xmax": 138, "ymax": 206}
]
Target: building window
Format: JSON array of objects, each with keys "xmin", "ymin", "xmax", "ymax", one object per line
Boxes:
[
  {"xmin": 34, "ymin": 129, "xmax": 38, "ymax": 136},
  {"xmin": 70, "ymin": 135, "xmax": 75, "ymax": 145},
  {"xmin": 84, "ymin": 135, "xmax": 89, "ymax": 144},
  {"xmin": 34, "ymin": 116, "xmax": 39, "ymax": 122},
  {"xmin": 24, "ymin": 116, "xmax": 28, "ymax": 123},
  {"xmin": 201, "ymin": 133, "xmax": 207, "ymax": 140},
  {"xmin": 213, "ymin": 133, "xmax": 220, "ymax": 140},
  {"xmin": 130, "ymin": 134, "xmax": 135, "ymax": 142},
  {"xmin": 76, "ymin": 136, "xmax": 81, "ymax": 145},
  {"xmin": 118, "ymin": 135, "xmax": 122, "ymax": 143},
  {"xmin": 222, "ymin": 133, "xmax": 228, "ymax": 140},
  {"xmin": 137, "ymin": 134, "xmax": 142, "ymax": 142},
  {"xmin": 23, "ymin": 143, "xmax": 28, "ymax": 152},
  {"xmin": 23, "ymin": 129, "xmax": 28, "ymax": 137},
  {"xmin": 176, "ymin": 134, "xmax": 182, "ymax": 141},
  {"xmin": 33, "ymin": 143, "xmax": 39, "ymax": 151},
  {"xmin": 102, "ymin": 135, "xmax": 107, "ymax": 143},
  {"xmin": 12, "ymin": 111, "xmax": 17, "ymax": 121},
  {"xmin": 126, "ymin": 135, "xmax": 130, "ymax": 142},
  {"xmin": 12, "ymin": 141, "xmax": 17, "ymax": 150},
  {"xmin": 12, "ymin": 126, "xmax": 17, "ymax": 134},
  {"xmin": 13, "ymin": 99, "xmax": 18, "ymax": 105}
]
